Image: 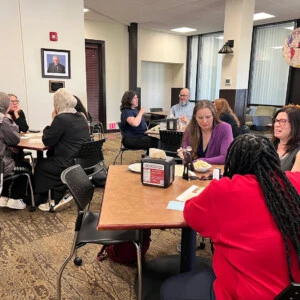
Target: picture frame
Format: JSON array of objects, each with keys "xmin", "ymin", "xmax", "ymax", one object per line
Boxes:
[{"xmin": 41, "ymin": 48, "xmax": 71, "ymax": 78}]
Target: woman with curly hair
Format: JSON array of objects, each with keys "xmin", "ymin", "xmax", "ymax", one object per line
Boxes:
[
  {"xmin": 161, "ymin": 134, "xmax": 300, "ymax": 300},
  {"xmin": 271, "ymin": 105, "xmax": 300, "ymax": 171},
  {"xmin": 120, "ymin": 90, "xmax": 158, "ymax": 151}
]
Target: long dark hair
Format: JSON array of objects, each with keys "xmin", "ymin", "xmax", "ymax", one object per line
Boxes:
[
  {"xmin": 120, "ymin": 90, "xmax": 137, "ymax": 111},
  {"xmin": 185, "ymin": 100, "xmax": 220, "ymax": 160},
  {"xmin": 224, "ymin": 134, "xmax": 300, "ymax": 281},
  {"xmin": 214, "ymin": 98, "xmax": 240, "ymax": 126},
  {"xmin": 271, "ymin": 106, "xmax": 300, "ymax": 153}
]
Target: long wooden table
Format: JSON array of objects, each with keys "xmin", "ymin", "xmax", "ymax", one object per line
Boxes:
[
  {"xmin": 98, "ymin": 164, "xmax": 223, "ymax": 298},
  {"xmin": 18, "ymin": 132, "xmax": 48, "ymax": 160}
]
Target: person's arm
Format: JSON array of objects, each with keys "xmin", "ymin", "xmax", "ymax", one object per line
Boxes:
[
  {"xmin": 183, "ymin": 180, "xmax": 219, "ymax": 238},
  {"xmin": 291, "ymin": 150, "xmax": 300, "ymax": 172},
  {"xmin": 195, "ymin": 123, "xmax": 233, "ymax": 165},
  {"xmin": 126, "ymin": 108, "xmax": 145, "ymax": 127},
  {"xmin": 168, "ymin": 106, "xmax": 175, "ymax": 118},
  {"xmin": 1, "ymin": 118, "xmax": 20, "ymax": 146},
  {"xmin": 42, "ymin": 114, "xmax": 65, "ymax": 146},
  {"xmin": 14, "ymin": 110, "xmax": 29, "ymax": 132}
]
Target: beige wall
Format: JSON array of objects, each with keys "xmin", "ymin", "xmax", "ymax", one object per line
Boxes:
[
  {"xmin": 0, "ymin": 0, "xmax": 86, "ymax": 130},
  {"xmin": 0, "ymin": 2, "xmax": 187, "ymax": 130}
]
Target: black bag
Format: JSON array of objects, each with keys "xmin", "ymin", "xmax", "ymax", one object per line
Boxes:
[{"xmin": 91, "ymin": 167, "xmax": 107, "ymax": 187}]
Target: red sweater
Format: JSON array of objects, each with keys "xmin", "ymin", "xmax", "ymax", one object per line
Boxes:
[{"xmin": 184, "ymin": 172, "xmax": 300, "ymax": 300}]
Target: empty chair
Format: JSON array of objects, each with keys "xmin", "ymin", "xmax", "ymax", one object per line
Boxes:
[
  {"xmin": 113, "ymin": 122, "xmax": 147, "ymax": 165},
  {"xmin": 159, "ymin": 130, "xmax": 184, "ymax": 162},
  {"xmin": 251, "ymin": 115, "xmax": 273, "ymax": 131},
  {"xmin": 57, "ymin": 164, "xmax": 143, "ymax": 300}
]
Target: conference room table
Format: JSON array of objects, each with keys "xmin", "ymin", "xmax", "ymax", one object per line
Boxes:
[
  {"xmin": 18, "ymin": 132, "xmax": 48, "ymax": 160},
  {"xmin": 98, "ymin": 164, "xmax": 223, "ymax": 299}
]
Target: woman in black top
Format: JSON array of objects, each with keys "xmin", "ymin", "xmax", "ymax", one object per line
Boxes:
[
  {"xmin": 214, "ymin": 98, "xmax": 240, "ymax": 138},
  {"xmin": 8, "ymin": 94, "xmax": 29, "ymax": 133},
  {"xmin": 34, "ymin": 88, "xmax": 90, "ymax": 211}
]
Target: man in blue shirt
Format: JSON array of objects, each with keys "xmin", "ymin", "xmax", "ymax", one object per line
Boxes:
[{"xmin": 168, "ymin": 88, "xmax": 194, "ymax": 125}]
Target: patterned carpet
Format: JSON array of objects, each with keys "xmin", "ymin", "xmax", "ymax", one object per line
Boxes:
[{"xmin": 0, "ymin": 132, "xmax": 212, "ymax": 300}]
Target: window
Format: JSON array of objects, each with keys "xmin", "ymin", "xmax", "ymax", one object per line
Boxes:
[
  {"xmin": 187, "ymin": 33, "xmax": 223, "ymax": 101},
  {"xmin": 248, "ymin": 22, "xmax": 295, "ymax": 106}
]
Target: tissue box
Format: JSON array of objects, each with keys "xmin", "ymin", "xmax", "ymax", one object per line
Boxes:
[{"xmin": 141, "ymin": 156, "xmax": 175, "ymax": 188}]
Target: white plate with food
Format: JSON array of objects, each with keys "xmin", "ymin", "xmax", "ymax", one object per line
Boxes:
[
  {"xmin": 128, "ymin": 163, "xmax": 141, "ymax": 173},
  {"xmin": 193, "ymin": 160, "xmax": 212, "ymax": 173}
]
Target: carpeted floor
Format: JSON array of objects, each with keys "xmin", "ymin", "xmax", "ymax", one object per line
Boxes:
[{"xmin": 0, "ymin": 132, "xmax": 212, "ymax": 300}]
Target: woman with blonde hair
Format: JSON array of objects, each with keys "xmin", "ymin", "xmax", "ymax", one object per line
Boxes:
[
  {"xmin": 214, "ymin": 98, "xmax": 240, "ymax": 138},
  {"xmin": 34, "ymin": 88, "xmax": 90, "ymax": 211}
]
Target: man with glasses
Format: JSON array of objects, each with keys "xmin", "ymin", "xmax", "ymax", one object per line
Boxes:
[
  {"xmin": 8, "ymin": 94, "xmax": 29, "ymax": 133},
  {"xmin": 168, "ymin": 88, "xmax": 194, "ymax": 125}
]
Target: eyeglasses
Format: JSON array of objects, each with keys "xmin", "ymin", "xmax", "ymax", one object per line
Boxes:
[
  {"xmin": 179, "ymin": 94, "xmax": 188, "ymax": 97},
  {"xmin": 196, "ymin": 115, "xmax": 213, "ymax": 121},
  {"xmin": 272, "ymin": 118, "xmax": 289, "ymax": 126},
  {"xmin": 10, "ymin": 100, "xmax": 19, "ymax": 104}
]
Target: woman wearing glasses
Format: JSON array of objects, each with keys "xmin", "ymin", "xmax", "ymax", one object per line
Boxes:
[
  {"xmin": 7, "ymin": 94, "xmax": 29, "ymax": 133},
  {"xmin": 271, "ymin": 105, "xmax": 300, "ymax": 171},
  {"xmin": 178, "ymin": 100, "xmax": 233, "ymax": 164}
]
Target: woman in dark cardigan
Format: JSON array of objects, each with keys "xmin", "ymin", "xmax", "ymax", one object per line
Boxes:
[{"xmin": 34, "ymin": 88, "xmax": 90, "ymax": 212}]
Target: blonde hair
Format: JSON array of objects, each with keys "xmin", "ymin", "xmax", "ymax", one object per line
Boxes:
[
  {"xmin": 53, "ymin": 88, "xmax": 77, "ymax": 114},
  {"xmin": 214, "ymin": 98, "xmax": 240, "ymax": 126}
]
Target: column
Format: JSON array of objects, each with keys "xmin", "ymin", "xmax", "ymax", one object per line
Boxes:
[{"xmin": 219, "ymin": 0, "xmax": 255, "ymax": 124}]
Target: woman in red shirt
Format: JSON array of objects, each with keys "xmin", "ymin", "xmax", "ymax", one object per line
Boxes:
[{"xmin": 161, "ymin": 134, "xmax": 300, "ymax": 300}]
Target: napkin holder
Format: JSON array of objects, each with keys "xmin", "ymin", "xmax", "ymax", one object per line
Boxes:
[
  {"xmin": 166, "ymin": 118, "xmax": 178, "ymax": 130},
  {"xmin": 141, "ymin": 156, "xmax": 175, "ymax": 188}
]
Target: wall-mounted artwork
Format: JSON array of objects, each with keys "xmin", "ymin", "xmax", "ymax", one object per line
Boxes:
[
  {"xmin": 283, "ymin": 27, "xmax": 300, "ymax": 68},
  {"xmin": 41, "ymin": 48, "xmax": 71, "ymax": 78}
]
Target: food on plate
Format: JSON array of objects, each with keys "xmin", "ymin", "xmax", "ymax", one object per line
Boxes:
[{"xmin": 194, "ymin": 160, "xmax": 211, "ymax": 169}]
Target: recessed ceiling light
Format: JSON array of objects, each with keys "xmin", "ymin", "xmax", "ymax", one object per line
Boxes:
[
  {"xmin": 253, "ymin": 12, "xmax": 275, "ymax": 21},
  {"xmin": 84, "ymin": 8, "xmax": 90, "ymax": 13},
  {"xmin": 171, "ymin": 27, "xmax": 197, "ymax": 33}
]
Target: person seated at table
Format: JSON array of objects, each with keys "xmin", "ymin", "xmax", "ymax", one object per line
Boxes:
[
  {"xmin": 34, "ymin": 88, "xmax": 90, "ymax": 212},
  {"xmin": 7, "ymin": 93, "xmax": 29, "ymax": 133},
  {"xmin": 168, "ymin": 88, "xmax": 194, "ymax": 126},
  {"xmin": 161, "ymin": 134, "xmax": 300, "ymax": 300},
  {"xmin": 271, "ymin": 105, "xmax": 300, "ymax": 171},
  {"xmin": 213, "ymin": 98, "xmax": 240, "ymax": 138},
  {"xmin": 120, "ymin": 90, "xmax": 158, "ymax": 151},
  {"xmin": 74, "ymin": 95, "xmax": 89, "ymax": 120},
  {"xmin": 0, "ymin": 92, "xmax": 32, "ymax": 210},
  {"xmin": 178, "ymin": 100, "xmax": 233, "ymax": 165}
]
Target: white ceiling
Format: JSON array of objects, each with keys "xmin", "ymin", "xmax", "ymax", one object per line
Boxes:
[{"xmin": 84, "ymin": 0, "xmax": 300, "ymax": 36}]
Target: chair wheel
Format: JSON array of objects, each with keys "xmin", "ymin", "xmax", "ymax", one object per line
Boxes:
[
  {"xmin": 199, "ymin": 242, "xmax": 206, "ymax": 250},
  {"xmin": 28, "ymin": 206, "xmax": 36, "ymax": 212},
  {"xmin": 74, "ymin": 257, "xmax": 82, "ymax": 266}
]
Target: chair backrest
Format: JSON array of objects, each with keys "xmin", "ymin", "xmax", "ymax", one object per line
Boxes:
[
  {"xmin": 252, "ymin": 115, "xmax": 272, "ymax": 126},
  {"xmin": 150, "ymin": 108, "xmax": 163, "ymax": 112},
  {"xmin": 159, "ymin": 130, "xmax": 184, "ymax": 153},
  {"xmin": 74, "ymin": 139, "xmax": 105, "ymax": 174},
  {"xmin": 255, "ymin": 106, "xmax": 276, "ymax": 117},
  {"xmin": 61, "ymin": 164, "xmax": 94, "ymax": 211}
]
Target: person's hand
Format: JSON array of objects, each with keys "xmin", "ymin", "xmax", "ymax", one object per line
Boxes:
[
  {"xmin": 177, "ymin": 147, "xmax": 184, "ymax": 159},
  {"xmin": 180, "ymin": 115, "xmax": 188, "ymax": 124},
  {"xmin": 140, "ymin": 107, "xmax": 146, "ymax": 115}
]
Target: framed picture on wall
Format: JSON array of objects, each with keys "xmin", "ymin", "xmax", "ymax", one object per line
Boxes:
[{"xmin": 41, "ymin": 48, "xmax": 71, "ymax": 78}]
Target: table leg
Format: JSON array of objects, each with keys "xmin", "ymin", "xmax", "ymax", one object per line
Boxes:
[{"xmin": 180, "ymin": 227, "xmax": 197, "ymax": 272}]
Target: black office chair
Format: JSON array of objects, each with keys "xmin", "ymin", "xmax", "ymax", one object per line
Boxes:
[
  {"xmin": 0, "ymin": 157, "xmax": 35, "ymax": 212},
  {"xmin": 113, "ymin": 122, "xmax": 147, "ymax": 165},
  {"xmin": 275, "ymin": 283, "xmax": 300, "ymax": 299},
  {"xmin": 159, "ymin": 130, "xmax": 184, "ymax": 163},
  {"xmin": 57, "ymin": 164, "xmax": 143, "ymax": 300}
]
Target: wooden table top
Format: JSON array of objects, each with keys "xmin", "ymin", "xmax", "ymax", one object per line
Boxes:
[
  {"xmin": 148, "ymin": 111, "xmax": 169, "ymax": 117},
  {"xmin": 18, "ymin": 132, "xmax": 48, "ymax": 151},
  {"xmin": 98, "ymin": 164, "xmax": 223, "ymax": 231}
]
